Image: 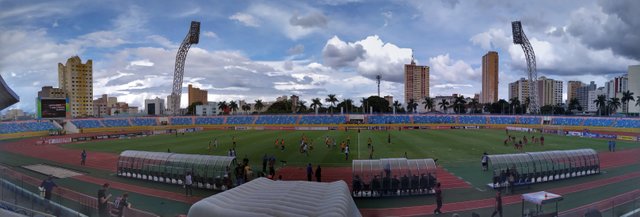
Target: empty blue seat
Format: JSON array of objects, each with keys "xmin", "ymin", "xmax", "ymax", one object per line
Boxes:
[
  {"xmin": 552, "ymin": 118, "xmax": 582, "ymax": 126},
  {"xmin": 71, "ymin": 120, "xmax": 103, "ymax": 128},
  {"xmin": 131, "ymin": 118, "xmax": 157, "ymax": 126},
  {"xmin": 255, "ymin": 115, "xmax": 297, "ymax": 124},
  {"xmin": 518, "ymin": 117, "xmax": 541, "ymax": 125},
  {"xmin": 299, "ymin": 115, "xmax": 346, "ymax": 124},
  {"xmin": 23, "ymin": 121, "xmax": 58, "ymax": 131},
  {"xmin": 489, "ymin": 116, "xmax": 516, "ymax": 124},
  {"xmin": 170, "ymin": 117, "xmax": 193, "ymax": 125},
  {"xmin": 226, "ymin": 116, "xmax": 255, "ymax": 125},
  {"xmin": 368, "ymin": 115, "xmax": 410, "ymax": 124},
  {"xmin": 614, "ymin": 119, "xmax": 640, "ymax": 128},
  {"xmin": 413, "ymin": 116, "xmax": 454, "ymax": 124},
  {"xmin": 102, "ymin": 119, "xmax": 131, "ymax": 127},
  {"xmin": 195, "ymin": 117, "xmax": 224, "ymax": 125},
  {"xmin": 458, "ymin": 116, "xmax": 486, "ymax": 124}
]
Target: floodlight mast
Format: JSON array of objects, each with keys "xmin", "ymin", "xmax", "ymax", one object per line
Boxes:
[
  {"xmin": 512, "ymin": 21, "xmax": 539, "ymax": 114},
  {"xmin": 170, "ymin": 21, "xmax": 200, "ymax": 115}
]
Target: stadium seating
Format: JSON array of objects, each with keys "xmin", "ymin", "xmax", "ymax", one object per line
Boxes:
[
  {"xmin": 489, "ymin": 116, "xmax": 516, "ymax": 124},
  {"xmin": 614, "ymin": 119, "xmax": 640, "ymax": 128},
  {"xmin": 518, "ymin": 117, "xmax": 541, "ymax": 125},
  {"xmin": 255, "ymin": 115, "xmax": 297, "ymax": 125},
  {"xmin": 299, "ymin": 115, "xmax": 346, "ymax": 124},
  {"xmin": 413, "ymin": 115, "xmax": 455, "ymax": 124},
  {"xmin": 102, "ymin": 119, "xmax": 131, "ymax": 127},
  {"xmin": 368, "ymin": 115, "xmax": 410, "ymax": 124},
  {"xmin": 458, "ymin": 116, "xmax": 487, "ymax": 125},
  {"xmin": 195, "ymin": 117, "xmax": 225, "ymax": 125},
  {"xmin": 70, "ymin": 119, "xmax": 103, "ymax": 128},
  {"xmin": 551, "ymin": 118, "xmax": 582, "ymax": 126},
  {"xmin": 226, "ymin": 116, "xmax": 255, "ymax": 125},
  {"xmin": 131, "ymin": 118, "xmax": 158, "ymax": 126},
  {"xmin": 1, "ymin": 121, "xmax": 60, "ymax": 134},
  {"xmin": 170, "ymin": 117, "xmax": 193, "ymax": 125},
  {"xmin": 583, "ymin": 118, "xmax": 614, "ymax": 127}
]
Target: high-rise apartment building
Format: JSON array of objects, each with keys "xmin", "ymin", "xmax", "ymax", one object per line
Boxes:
[
  {"xmin": 577, "ymin": 81, "xmax": 596, "ymax": 110},
  {"xmin": 481, "ymin": 51, "xmax": 499, "ymax": 104},
  {"xmin": 188, "ymin": 84, "xmax": 208, "ymax": 106},
  {"xmin": 145, "ymin": 97, "xmax": 165, "ymax": 115},
  {"xmin": 567, "ymin": 81, "xmax": 583, "ymax": 103},
  {"xmin": 536, "ymin": 76, "xmax": 563, "ymax": 106},
  {"xmin": 508, "ymin": 78, "xmax": 530, "ymax": 101},
  {"xmin": 628, "ymin": 65, "xmax": 640, "ymax": 114},
  {"xmin": 58, "ymin": 56, "xmax": 93, "ymax": 118},
  {"xmin": 404, "ymin": 58, "xmax": 429, "ymax": 105}
]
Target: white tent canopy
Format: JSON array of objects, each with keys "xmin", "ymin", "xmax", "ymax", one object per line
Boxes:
[{"xmin": 188, "ymin": 178, "xmax": 361, "ymax": 217}]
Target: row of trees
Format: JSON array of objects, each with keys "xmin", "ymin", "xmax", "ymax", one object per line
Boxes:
[{"xmin": 185, "ymin": 90, "xmax": 638, "ymax": 115}]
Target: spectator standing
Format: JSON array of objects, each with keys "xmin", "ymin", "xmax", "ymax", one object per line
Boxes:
[
  {"xmin": 262, "ymin": 154, "xmax": 268, "ymax": 172},
  {"xmin": 344, "ymin": 145, "xmax": 350, "ymax": 160},
  {"xmin": 81, "ymin": 150, "xmax": 87, "ymax": 166},
  {"xmin": 268, "ymin": 156, "xmax": 276, "ymax": 177},
  {"xmin": 111, "ymin": 193, "xmax": 131, "ymax": 217},
  {"xmin": 369, "ymin": 145, "xmax": 374, "ymax": 159},
  {"xmin": 481, "ymin": 152, "xmax": 488, "ymax": 171},
  {"xmin": 40, "ymin": 176, "xmax": 57, "ymax": 200},
  {"xmin": 315, "ymin": 165, "xmax": 322, "ymax": 182},
  {"xmin": 306, "ymin": 163, "xmax": 313, "ymax": 181},
  {"xmin": 185, "ymin": 172, "xmax": 193, "ymax": 196},
  {"xmin": 433, "ymin": 182, "xmax": 443, "ymax": 214},
  {"xmin": 97, "ymin": 183, "xmax": 112, "ymax": 217},
  {"xmin": 611, "ymin": 140, "xmax": 616, "ymax": 152},
  {"xmin": 387, "ymin": 133, "xmax": 391, "ymax": 144},
  {"xmin": 540, "ymin": 135, "xmax": 545, "ymax": 146},
  {"xmin": 491, "ymin": 191, "xmax": 503, "ymax": 217}
]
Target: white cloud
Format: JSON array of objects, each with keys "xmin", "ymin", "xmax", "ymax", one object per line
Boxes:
[
  {"xmin": 203, "ymin": 31, "xmax": 218, "ymax": 38},
  {"xmin": 229, "ymin": 12, "xmax": 259, "ymax": 27},
  {"xmin": 287, "ymin": 44, "xmax": 305, "ymax": 55},
  {"xmin": 289, "ymin": 12, "xmax": 328, "ymax": 28},
  {"xmin": 130, "ymin": 59, "xmax": 154, "ymax": 67},
  {"xmin": 245, "ymin": 4, "xmax": 324, "ymax": 40}
]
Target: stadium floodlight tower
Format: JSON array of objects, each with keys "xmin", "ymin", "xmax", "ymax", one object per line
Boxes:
[
  {"xmin": 376, "ymin": 75, "xmax": 381, "ymax": 97},
  {"xmin": 170, "ymin": 21, "xmax": 200, "ymax": 115},
  {"xmin": 512, "ymin": 21, "xmax": 539, "ymax": 114}
]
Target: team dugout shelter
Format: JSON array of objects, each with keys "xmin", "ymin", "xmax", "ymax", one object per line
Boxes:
[
  {"xmin": 487, "ymin": 149, "xmax": 599, "ymax": 188},
  {"xmin": 117, "ymin": 150, "xmax": 236, "ymax": 190},
  {"xmin": 352, "ymin": 158, "xmax": 437, "ymax": 197}
]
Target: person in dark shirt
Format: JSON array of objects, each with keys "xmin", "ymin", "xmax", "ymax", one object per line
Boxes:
[
  {"xmin": 111, "ymin": 193, "xmax": 131, "ymax": 217},
  {"xmin": 40, "ymin": 176, "xmax": 57, "ymax": 200},
  {"xmin": 491, "ymin": 191, "xmax": 503, "ymax": 217},
  {"xmin": 433, "ymin": 182, "xmax": 443, "ymax": 214},
  {"xmin": 97, "ymin": 183, "xmax": 112, "ymax": 217},
  {"xmin": 306, "ymin": 163, "xmax": 313, "ymax": 181},
  {"xmin": 81, "ymin": 150, "xmax": 87, "ymax": 166},
  {"xmin": 315, "ymin": 165, "xmax": 322, "ymax": 182}
]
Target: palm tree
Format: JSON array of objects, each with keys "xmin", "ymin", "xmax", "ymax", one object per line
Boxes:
[
  {"xmin": 423, "ymin": 97, "xmax": 434, "ymax": 112},
  {"xmin": 438, "ymin": 99, "xmax": 450, "ymax": 113},
  {"xmin": 607, "ymin": 97, "xmax": 621, "ymax": 115},
  {"xmin": 621, "ymin": 90, "xmax": 634, "ymax": 114},
  {"xmin": 636, "ymin": 96, "xmax": 640, "ymax": 108},
  {"xmin": 297, "ymin": 101, "xmax": 308, "ymax": 113},
  {"xmin": 594, "ymin": 95, "xmax": 607, "ymax": 116},
  {"xmin": 325, "ymin": 94, "xmax": 338, "ymax": 114},
  {"xmin": 254, "ymin": 100, "xmax": 264, "ymax": 114},
  {"xmin": 497, "ymin": 99, "xmax": 509, "ymax": 114},
  {"xmin": 568, "ymin": 98, "xmax": 582, "ymax": 111},
  {"xmin": 229, "ymin": 101, "xmax": 239, "ymax": 115},
  {"xmin": 407, "ymin": 99, "xmax": 416, "ymax": 113},
  {"xmin": 218, "ymin": 101, "xmax": 228, "ymax": 114},
  {"xmin": 468, "ymin": 98, "xmax": 479, "ymax": 114},
  {"xmin": 453, "ymin": 95, "xmax": 467, "ymax": 114},
  {"xmin": 392, "ymin": 100, "xmax": 402, "ymax": 113},
  {"xmin": 509, "ymin": 97, "xmax": 521, "ymax": 115},
  {"xmin": 343, "ymin": 98, "xmax": 353, "ymax": 113},
  {"xmin": 311, "ymin": 98, "xmax": 323, "ymax": 111},
  {"xmin": 241, "ymin": 104, "xmax": 251, "ymax": 114}
]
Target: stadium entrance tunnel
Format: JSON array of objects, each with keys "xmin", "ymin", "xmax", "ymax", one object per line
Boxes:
[
  {"xmin": 352, "ymin": 158, "xmax": 437, "ymax": 197},
  {"xmin": 117, "ymin": 150, "xmax": 236, "ymax": 190},
  {"xmin": 487, "ymin": 149, "xmax": 599, "ymax": 189}
]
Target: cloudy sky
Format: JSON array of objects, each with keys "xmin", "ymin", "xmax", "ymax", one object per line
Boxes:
[{"xmin": 1, "ymin": 0, "xmax": 639, "ymax": 113}]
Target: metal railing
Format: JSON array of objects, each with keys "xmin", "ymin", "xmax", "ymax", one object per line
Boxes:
[
  {"xmin": 559, "ymin": 190, "xmax": 640, "ymax": 217},
  {"xmin": 0, "ymin": 166, "xmax": 160, "ymax": 217}
]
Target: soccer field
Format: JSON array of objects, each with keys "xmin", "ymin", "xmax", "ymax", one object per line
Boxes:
[{"xmin": 64, "ymin": 128, "xmax": 639, "ymax": 167}]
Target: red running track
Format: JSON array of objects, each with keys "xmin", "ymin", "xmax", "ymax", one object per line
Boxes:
[{"xmin": 72, "ymin": 175, "xmax": 202, "ymax": 204}]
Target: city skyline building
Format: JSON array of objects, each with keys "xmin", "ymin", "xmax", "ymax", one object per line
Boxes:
[
  {"xmin": 404, "ymin": 57, "xmax": 429, "ymax": 105},
  {"xmin": 577, "ymin": 81, "xmax": 597, "ymax": 110},
  {"xmin": 628, "ymin": 65, "xmax": 640, "ymax": 114},
  {"xmin": 567, "ymin": 81, "xmax": 584, "ymax": 103},
  {"xmin": 188, "ymin": 84, "xmax": 208, "ymax": 106},
  {"xmin": 58, "ymin": 56, "xmax": 93, "ymax": 118},
  {"xmin": 481, "ymin": 51, "xmax": 499, "ymax": 104},
  {"xmin": 536, "ymin": 76, "xmax": 563, "ymax": 106},
  {"xmin": 145, "ymin": 97, "xmax": 165, "ymax": 115}
]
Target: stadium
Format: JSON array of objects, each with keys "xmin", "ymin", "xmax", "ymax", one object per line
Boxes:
[{"xmin": 1, "ymin": 114, "xmax": 639, "ymax": 216}]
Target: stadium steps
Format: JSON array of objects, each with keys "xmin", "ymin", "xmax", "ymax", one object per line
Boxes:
[
  {"xmin": 409, "ymin": 115, "xmax": 414, "ymax": 124},
  {"xmin": 579, "ymin": 118, "xmax": 586, "ymax": 126},
  {"xmin": 127, "ymin": 118, "xmax": 133, "ymax": 126},
  {"xmin": 295, "ymin": 115, "xmax": 301, "ymax": 125},
  {"xmin": 223, "ymin": 116, "xmax": 228, "ymax": 124}
]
